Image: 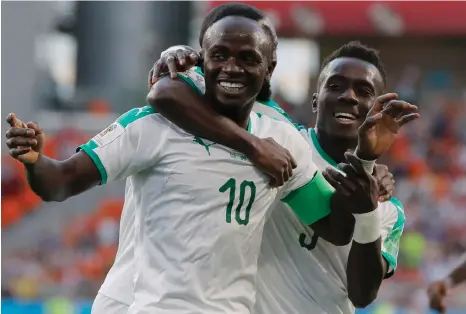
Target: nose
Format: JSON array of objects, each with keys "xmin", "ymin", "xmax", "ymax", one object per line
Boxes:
[
  {"xmin": 222, "ymin": 57, "xmax": 244, "ymax": 75},
  {"xmin": 338, "ymin": 88, "xmax": 358, "ymax": 106}
]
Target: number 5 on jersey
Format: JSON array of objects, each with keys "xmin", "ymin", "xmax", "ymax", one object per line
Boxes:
[{"xmin": 219, "ymin": 178, "xmax": 256, "ymax": 226}]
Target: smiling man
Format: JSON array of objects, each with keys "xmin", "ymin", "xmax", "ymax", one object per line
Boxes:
[{"xmin": 145, "ymin": 39, "xmax": 417, "ymax": 313}]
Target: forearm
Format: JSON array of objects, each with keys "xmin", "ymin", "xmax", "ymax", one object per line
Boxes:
[
  {"xmin": 347, "ymin": 239, "xmax": 385, "ymax": 308},
  {"xmin": 25, "ymin": 153, "xmax": 98, "ymax": 202},
  {"xmin": 148, "ymin": 78, "xmax": 258, "ymax": 154},
  {"xmin": 446, "ymin": 258, "xmax": 466, "ymax": 288},
  {"xmin": 312, "ymin": 199, "xmax": 354, "ymax": 246}
]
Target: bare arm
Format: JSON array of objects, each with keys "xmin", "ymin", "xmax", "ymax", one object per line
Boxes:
[
  {"xmin": 448, "ymin": 258, "xmax": 466, "ymax": 287},
  {"xmin": 148, "ymin": 77, "xmax": 258, "ymax": 156},
  {"xmin": 25, "ymin": 152, "xmax": 100, "ymax": 202},
  {"xmin": 148, "ymin": 76, "xmax": 296, "ymax": 186},
  {"xmin": 346, "ymin": 239, "xmax": 387, "ymax": 308},
  {"xmin": 5, "ymin": 114, "xmax": 101, "ymax": 202}
]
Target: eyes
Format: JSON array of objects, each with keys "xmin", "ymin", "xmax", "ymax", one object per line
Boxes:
[
  {"xmin": 327, "ymin": 82, "xmax": 375, "ymax": 98},
  {"xmin": 208, "ymin": 49, "xmax": 262, "ymax": 66}
]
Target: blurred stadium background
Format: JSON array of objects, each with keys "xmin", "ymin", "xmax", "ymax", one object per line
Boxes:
[{"xmin": 2, "ymin": 1, "xmax": 466, "ymax": 313}]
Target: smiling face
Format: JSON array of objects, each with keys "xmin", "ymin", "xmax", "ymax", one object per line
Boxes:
[
  {"xmin": 313, "ymin": 57, "xmax": 384, "ymax": 139},
  {"xmin": 202, "ymin": 16, "xmax": 273, "ymax": 115}
]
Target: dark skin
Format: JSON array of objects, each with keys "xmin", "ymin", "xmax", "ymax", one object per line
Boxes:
[
  {"xmin": 316, "ymin": 57, "xmax": 418, "ymax": 307},
  {"xmin": 148, "ymin": 48, "xmax": 418, "ymax": 308},
  {"xmin": 428, "ymin": 259, "xmax": 466, "ymax": 313},
  {"xmin": 3, "ymin": 16, "xmax": 293, "ymax": 201},
  {"xmin": 147, "ymin": 31, "xmax": 386, "ymax": 248},
  {"xmin": 148, "ymin": 45, "xmax": 418, "ymax": 249},
  {"xmin": 5, "ymin": 113, "xmax": 100, "ymax": 202}
]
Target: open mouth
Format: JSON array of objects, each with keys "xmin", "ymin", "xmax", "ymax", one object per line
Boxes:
[
  {"xmin": 333, "ymin": 112, "xmax": 358, "ymax": 123},
  {"xmin": 218, "ymin": 81, "xmax": 245, "ymax": 93}
]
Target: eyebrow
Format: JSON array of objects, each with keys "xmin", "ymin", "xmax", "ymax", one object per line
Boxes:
[{"xmin": 327, "ymin": 74, "xmax": 375, "ymax": 91}]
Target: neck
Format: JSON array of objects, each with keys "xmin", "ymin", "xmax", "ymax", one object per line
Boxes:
[
  {"xmin": 207, "ymin": 95, "xmax": 254, "ymax": 130},
  {"xmin": 315, "ymin": 128, "xmax": 358, "ymax": 164}
]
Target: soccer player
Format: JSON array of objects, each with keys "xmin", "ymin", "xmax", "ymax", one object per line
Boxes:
[
  {"xmin": 5, "ymin": 5, "xmax": 388, "ymax": 314},
  {"xmin": 148, "ymin": 35, "xmax": 416, "ymax": 314},
  {"xmin": 428, "ymin": 254, "xmax": 466, "ymax": 313}
]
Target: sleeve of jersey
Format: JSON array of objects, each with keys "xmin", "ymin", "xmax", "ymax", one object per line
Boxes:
[
  {"xmin": 280, "ymin": 127, "xmax": 334, "ymax": 225},
  {"xmin": 160, "ymin": 66, "xmax": 205, "ymax": 96},
  {"xmin": 380, "ymin": 197, "xmax": 406, "ymax": 278},
  {"xmin": 77, "ymin": 106, "xmax": 168, "ymax": 184}
]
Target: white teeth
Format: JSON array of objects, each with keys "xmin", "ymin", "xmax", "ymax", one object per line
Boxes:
[
  {"xmin": 334, "ymin": 112, "xmax": 357, "ymax": 120},
  {"xmin": 219, "ymin": 81, "xmax": 244, "ymax": 92}
]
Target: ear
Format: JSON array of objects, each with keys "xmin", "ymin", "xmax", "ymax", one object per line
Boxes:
[
  {"xmin": 312, "ymin": 93, "xmax": 318, "ymax": 113},
  {"xmin": 266, "ymin": 58, "xmax": 277, "ymax": 82}
]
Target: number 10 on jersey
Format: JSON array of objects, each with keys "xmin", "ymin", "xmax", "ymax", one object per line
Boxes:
[{"xmin": 219, "ymin": 178, "xmax": 256, "ymax": 226}]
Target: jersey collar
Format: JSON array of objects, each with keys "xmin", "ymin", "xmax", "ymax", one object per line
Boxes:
[{"xmin": 309, "ymin": 128, "xmax": 338, "ymax": 168}]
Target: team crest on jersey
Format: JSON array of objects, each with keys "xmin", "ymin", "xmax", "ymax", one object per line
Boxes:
[
  {"xmin": 193, "ymin": 137, "xmax": 216, "ymax": 155},
  {"xmin": 93, "ymin": 122, "xmax": 125, "ymax": 148}
]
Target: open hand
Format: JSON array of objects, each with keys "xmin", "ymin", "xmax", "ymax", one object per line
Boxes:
[
  {"xmin": 355, "ymin": 93, "xmax": 419, "ymax": 160},
  {"xmin": 148, "ymin": 45, "xmax": 200, "ymax": 88}
]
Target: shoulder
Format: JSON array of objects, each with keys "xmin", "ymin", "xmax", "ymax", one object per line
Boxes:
[{"xmin": 253, "ymin": 113, "xmax": 311, "ymax": 155}]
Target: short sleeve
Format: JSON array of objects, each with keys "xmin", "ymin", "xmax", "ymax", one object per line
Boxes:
[
  {"xmin": 380, "ymin": 197, "xmax": 406, "ymax": 278},
  {"xmin": 279, "ymin": 125, "xmax": 333, "ymax": 225},
  {"xmin": 77, "ymin": 106, "xmax": 169, "ymax": 184}
]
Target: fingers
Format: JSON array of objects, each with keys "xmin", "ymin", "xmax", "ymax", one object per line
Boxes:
[
  {"xmin": 323, "ymin": 168, "xmax": 355, "ymax": 196},
  {"xmin": 344, "ymin": 152, "xmax": 371, "ymax": 179},
  {"xmin": 6, "ymin": 113, "xmax": 26, "ymax": 128},
  {"xmin": 6, "ymin": 136, "xmax": 38, "ymax": 148},
  {"xmin": 165, "ymin": 55, "xmax": 178, "ymax": 79},
  {"xmin": 382, "ymin": 100, "xmax": 418, "ymax": 119},
  {"xmin": 6, "ymin": 127, "xmax": 35, "ymax": 139},
  {"xmin": 368, "ymin": 93, "xmax": 398, "ymax": 115},
  {"xmin": 187, "ymin": 52, "xmax": 200, "ymax": 64},
  {"xmin": 285, "ymin": 149, "xmax": 297, "ymax": 169},
  {"xmin": 151, "ymin": 61, "xmax": 164, "ymax": 85},
  {"xmin": 397, "ymin": 112, "xmax": 420, "ymax": 127},
  {"xmin": 9, "ymin": 147, "xmax": 32, "ymax": 158},
  {"xmin": 26, "ymin": 121, "xmax": 43, "ymax": 135},
  {"xmin": 176, "ymin": 49, "xmax": 188, "ymax": 66}
]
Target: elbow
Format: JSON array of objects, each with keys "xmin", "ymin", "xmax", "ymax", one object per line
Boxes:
[
  {"xmin": 348, "ymin": 290, "xmax": 378, "ymax": 308},
  {"xmin": 146, "ymin": 77, "xmax": 177, "ymax": 111},
  {"xmin": 37, "ymin": 191, "xmax": 67, "ymax": 203}
]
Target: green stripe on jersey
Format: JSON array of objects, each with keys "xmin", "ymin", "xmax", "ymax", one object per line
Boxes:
[
  {"xmin": 257, "ymin": 99, "xmax": 306, "ymax": 131},
  {"xmin": 382, "ymin": 197, "xmax": 406, "ymax": 276},
  {"xmin": 79, "ymin": 140, "xmax": 109, "ymax": 185},
  {"xmin": 282, "ymin": 171, "xmax": 332, "ymax": 225},
  {"xmin": 117, "ymin": 106, "xmax": 156, "ymax": 127},
  {"xmin": 78, "ymin": 105, "xmax": 157, "ymax": 185}
]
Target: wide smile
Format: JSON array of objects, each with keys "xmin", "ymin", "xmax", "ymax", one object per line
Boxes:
[
  {"xmin": 333, "ymin": 112, "xmax": 359, "ymax": 124},
  {"xmin": 218, "ymin": 81, "xmax": 246, "ymax": 95}
]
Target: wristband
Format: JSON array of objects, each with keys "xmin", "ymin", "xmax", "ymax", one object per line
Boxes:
[{"xmin": 353, "ymin": 208, "xmax": 381, "ymax": 244}]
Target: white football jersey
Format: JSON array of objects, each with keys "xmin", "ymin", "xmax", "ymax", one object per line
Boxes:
[
  {"xmin": 79, "ymin": 103, "xmax": 332, "ymax": 314},
  {"xmin": 96, "ymin": 178, "xmax": 137, "ymax": 305},
  {"xmin": 253, "ymin": 126, "xmax": 406, "ymax": 314}
]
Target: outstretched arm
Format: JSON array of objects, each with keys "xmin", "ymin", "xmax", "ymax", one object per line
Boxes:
[
  {"xmin": 428, "ymin": 256, "xmax": 466, "ymax": 313},
  {"xmin": 148, "ymin": 74, "xmax": 296, "ymax": 187},
  {"xmin": 5, "ymin": 114, "xmax": 100, "ymax": 202}
]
